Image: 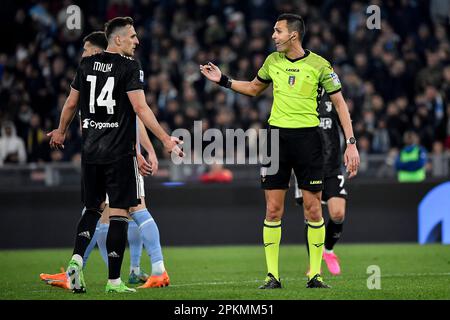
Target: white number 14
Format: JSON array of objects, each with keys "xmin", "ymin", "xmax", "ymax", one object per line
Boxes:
[{"xmin": 86, "ymin": 75, "xmax": 116, "ymax": 114}]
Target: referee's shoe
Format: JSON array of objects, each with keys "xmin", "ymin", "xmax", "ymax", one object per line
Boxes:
[
  {"xmin": 258, "ymin": 273, "xmax": 282, "ymax": 289},
  {"xmin": 306, "ymin": 274, "xmax": 331, "ymax": 288}
]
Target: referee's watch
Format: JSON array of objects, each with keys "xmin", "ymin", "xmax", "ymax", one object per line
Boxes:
[{"xmin": 346, "ymin": 137, "xmax": 357, "ymax": 145}]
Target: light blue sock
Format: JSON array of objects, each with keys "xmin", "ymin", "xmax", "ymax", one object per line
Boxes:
[
  {"xmin": 82, "ymin": 220, "xmax": 100, "ymax": 268},
  {"xmin": 131, "ymin": 209, "xmax": 164, "ymax": 273},
  {"xmin": 128, "ymin": 220, "xmax": 143, "ymax": 270},
  {"xmin": 96, "ymin": 223, "xmax": 109, "ymax": 266}
]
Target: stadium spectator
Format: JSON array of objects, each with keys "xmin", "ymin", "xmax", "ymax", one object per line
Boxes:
[
  {"xmin": 430, "ymin": 141, "xmax": 449, "ymax": 177},
  {"xmin": 0, "ymin": 121, "xmax": 27, "ymax": 165},
  {"xmin": 26, "ymin": 113, "xmax": 49, "ymax": 163},
  {"xmin": 0, "ymin": 0, "xmax": 448, "ymax": 171},
  {"xmin": 395, "ymin": 131, "xmax": 428, "ymax": 182}
]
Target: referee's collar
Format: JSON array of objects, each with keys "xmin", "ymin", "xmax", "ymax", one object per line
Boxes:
[{"xmin": 285, "ymin": 49, "xmax": 310, "ymax": 63}]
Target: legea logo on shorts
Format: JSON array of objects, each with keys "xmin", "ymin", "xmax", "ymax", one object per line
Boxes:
[{"xmin": 82, "ymin": 119, "xmax": 119, "ymax": 129}]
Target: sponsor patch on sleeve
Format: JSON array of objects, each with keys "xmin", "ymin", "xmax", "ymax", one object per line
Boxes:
[
  {"xmin": 139, "ymin": 70, "xmax": 144, "ymax": 83},
  {"xmin": 330, "ymin": 72, "xmax": 340, "ymax": 85}
]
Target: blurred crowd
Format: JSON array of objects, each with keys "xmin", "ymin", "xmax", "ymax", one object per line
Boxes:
[{"xmin": 0, "ymin": 0, "xmax": 449, "ymax": 176}]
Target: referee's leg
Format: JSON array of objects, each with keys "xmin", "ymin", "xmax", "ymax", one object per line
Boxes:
[
  {"xmin": 303, "ymin": 190, "xmax": 327, "ymax": 282},
  {"xmin": 259, "ymin": 189, "xmax": 286, "ymax": 288}
]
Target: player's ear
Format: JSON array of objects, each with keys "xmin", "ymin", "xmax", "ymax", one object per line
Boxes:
[{"xmin": 114, "ymin": 35, "xmax": 121, "ymax": 46}]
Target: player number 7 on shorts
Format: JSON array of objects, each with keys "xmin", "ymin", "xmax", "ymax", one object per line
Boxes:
[
  {"xmin": 86, "ymin": 75, "xmax": 116, "ymax": 114},
  {"xmin": 338, "ymin": 175, "xmax": 344, "ymax": 188}
]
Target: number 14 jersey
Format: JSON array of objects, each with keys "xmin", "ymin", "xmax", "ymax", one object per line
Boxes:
[{"xmin": 71, "ymin": 51, "xmax": 144, "ymax": 164}]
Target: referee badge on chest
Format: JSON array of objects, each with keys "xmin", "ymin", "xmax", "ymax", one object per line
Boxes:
[{"xmin": 288, "ymin": 75, "xmax": 296, "ymax": 87}]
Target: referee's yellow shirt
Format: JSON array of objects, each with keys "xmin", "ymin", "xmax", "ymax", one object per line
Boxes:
[{"xmin": 257, "ymin": 50, "xmax": 342, "ymax": 128}]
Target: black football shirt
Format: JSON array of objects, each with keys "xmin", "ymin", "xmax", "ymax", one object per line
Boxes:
[
  {"xmin": 318, "ymin": 93, "xmax": 343, "ymax": 177},
  {"xmin": 71, "ymin": 51, "xmax": 144, "ymax": 164}
]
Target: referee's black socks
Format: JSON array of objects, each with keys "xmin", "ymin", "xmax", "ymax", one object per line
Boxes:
[
  {"xmin": 73, "ymin": 208, "xmax": 102, "ymax": 257},
  {"xmin": 325, "ymin": 218, "xmax": 344, "ymax": 251},
  {"xmin": 107, "ymin": 216, "xmax": 129, "ymax": 280}
]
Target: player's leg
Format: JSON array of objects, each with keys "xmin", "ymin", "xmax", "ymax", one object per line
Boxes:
[
  {"xmin": 103, "ymin": 155, "xmax": 141, "ymax": 293},
  {"xmin": 132, "ymin": 193, "xmax": 169, "ymax": 288},
  {"xmin": 127, "ymin": 213, "xmax": 146, "ymax": 284},
  {"xmin": 40, "ymin": 206, "xmax": 104, "ymax": 290},
  {"xmin": 322, "ymin": 197, "xmax": 345, "ymax": 275},
  {"xmin": 40, "ymin": 202, "xmax": 105, "ymax": 290},
  {"xmin": 83, "ymin": 201, "xmax": 110, "ymax": 267},
  {"xmin": 132, "ymin": 200, "xmax": 169, "ymax": 288},
  {"xmin": 96, "ymin": 202, "xmax": 110, "ymax": 266},
  {"xmin": 325, "ymin": 197, "xmax": 345, "ymax": 252},
  {"xmin": 82, "ymin": 218, "xmax": 99, "ymax": 268},
  {"xmin": 65, "ymin": 162, "xmax": 107, "ymax": 293},
  {"xmin": 127, "ymin": 175, "xmax": 151, "ymax": 285}
]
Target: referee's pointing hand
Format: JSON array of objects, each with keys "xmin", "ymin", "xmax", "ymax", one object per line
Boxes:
[{"xmin": 199, "ymin": 62, "xmax": 221, "ymax": 83}]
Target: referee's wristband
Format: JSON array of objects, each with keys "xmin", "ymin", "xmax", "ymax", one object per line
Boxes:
[{"xmin": 217, "ymin": 74, "xmax": 232, "ymax": 89}]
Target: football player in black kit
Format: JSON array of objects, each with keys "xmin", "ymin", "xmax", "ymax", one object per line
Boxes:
[
  {"xmin": 294, "ymin": 92, "xmax": 357, "ymax": 276},
  {"xmin": 47, "ymin": 17, "xmax": 183, "ymax": 293}
]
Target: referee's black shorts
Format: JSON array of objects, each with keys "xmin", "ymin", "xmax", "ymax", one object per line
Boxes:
[
  {"xmin": 82, "ymin": 155, "xmax": 141, "ymax": 210},
  {"xmin": 261, "ymin": 126, "xmax": 324, "ymax": 192}
]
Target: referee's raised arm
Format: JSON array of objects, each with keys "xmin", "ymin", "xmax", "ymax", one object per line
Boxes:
[{"xmin": 199, "ymin": 61, "xmax": 270, "ymax": 97}]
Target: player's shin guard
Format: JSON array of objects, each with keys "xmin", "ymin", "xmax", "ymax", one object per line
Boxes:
[
  {"xmin": 127, "ymin": 220, "xmax": 143, "ymax": 269},
  {"xmin": 131, "ymin": 209, "xmax": 164, "ymax": 273},
  {"xmin": 307, "ymin": 218, "xmax": 325, "ymax": 279},
  {"xmin": 73, "ymin": 209, "xmax": 102, "ymax": 257},
  {"xmin": 325, "ymin": 218, "xmax": 344, "ymax": 251},
  {"xmin": 107, "ymin": 216, "xmax": 128, "ymax": 280},
  {"xmin": 263, "ymin": 220, "xmax": 282, "ymax": 281}
]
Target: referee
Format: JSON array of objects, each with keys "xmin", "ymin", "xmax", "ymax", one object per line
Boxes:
[{"xmin": 200, "ymin": 13, "xmax": 359, "ymax": 288}]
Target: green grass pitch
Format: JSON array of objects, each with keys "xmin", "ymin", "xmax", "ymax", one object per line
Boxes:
[{"xmin": 1, "ymin": 244, "xmax": 449, "ymax": 300}]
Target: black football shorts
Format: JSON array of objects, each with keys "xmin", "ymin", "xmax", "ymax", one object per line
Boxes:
[
  {"xmin": 261, "ymin": 126, "xmax": 324, "ymax": 192},
  {"xmin": 322, "ymin": 174, "xmax": 348, "ymax": 202},
  {"xmin": 82, "ymin": 155, "xmax": 141, "ymax": 210}
]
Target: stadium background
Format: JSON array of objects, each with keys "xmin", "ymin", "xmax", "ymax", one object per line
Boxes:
[{"xmin": 0, "ymin": 0, "xmax": 449, "ymax": 301}]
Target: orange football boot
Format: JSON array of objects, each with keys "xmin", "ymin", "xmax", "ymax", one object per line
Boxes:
[
  {"xmin": 40, "ymin": 267, "xmax": 70, "ymax": 290},
  {"xmin": 137, "ymin": 271, "xmax": 170, "ymax": 288}
]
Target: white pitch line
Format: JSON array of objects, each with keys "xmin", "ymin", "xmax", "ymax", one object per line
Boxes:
[
  {"xmin": 30, "ymin": 272, "xmax": 450, "ymax": 291},
  {"xmin": 169, "ymin": 272, "xmax": 450, "ymax": 288}
]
